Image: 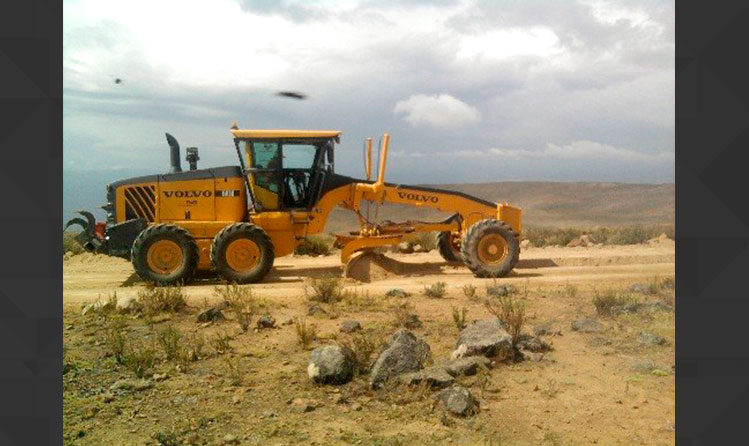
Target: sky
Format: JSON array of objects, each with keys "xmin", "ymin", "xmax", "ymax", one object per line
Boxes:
[{"xmin": 63, "ymin": 0, "xmax": 674, "ymax": 184}]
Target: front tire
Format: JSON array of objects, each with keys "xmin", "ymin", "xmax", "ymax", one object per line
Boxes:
[
  {"xmin": 461, "ymin": 219, "xmax": 520, "ymax": 278},
  {"xmin": 437, "ymin": 231, "xmax": 463, "ymax": 263},
  {"xmin": 211, "ymin": 223, "xmax": 275, "ymax": 283},
  {"xmin": 131, "ymin": 224, "xmax": 199, "ymax": 285}
]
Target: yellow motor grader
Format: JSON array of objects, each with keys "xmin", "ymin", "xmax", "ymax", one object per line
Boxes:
[{"xmin": 65, "ymin": 128, "xmax": 522, "ymax": 284}]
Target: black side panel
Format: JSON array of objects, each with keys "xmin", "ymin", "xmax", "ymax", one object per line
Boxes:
[
  {"xmin": 106, "ymin": 218, "xmax": 148, "ymax": 258},
  {"xmin": 319, "ymin": 173, "xmax": 497, "ymax": 209}
]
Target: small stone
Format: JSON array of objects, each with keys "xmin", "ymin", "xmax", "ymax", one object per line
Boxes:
[
  {"xmin": 520, "ymin": 239, "xmax": 532, "ymax": 249},
  {"xmin": 533, "ymin": 323, "xmax": 562, "ymax": 337},
  {"xmin": 340, "ymin": 320, "xmax": 362, "ymax": 333},
  {"xmin": 256, "ymin": 315, "xmax": 276, "ymax": 329},
  {"xmin": 515, "ymin": 334, "xmax": 552, "ymax": 353},
  {"xmin": 152, "ymin": 373, "xmax": 169, "ymax": 381},
  {"xmin": 443, "ymin": 356, "xmax": 492, "ymax": 377},
  {"xmin": 109, "ymin": 379, "xmax": 153, "ymax": 391},
  {"xmin": 637, "ymin": 331, "xmax": 668, "ymax": 346},
  {"xmin": 260, "ymin": 410, "xmax": 275, "ymax": 419},
  {"xmin": 385, "ymin": 288, "xmax": 411, "ymax": 298},
  {"xmin": 397, "ymin": 242, "xmax": 414, "ymax": 254},
  {"xmin": 280, "ymin": 317, "xmax": 294, "ymax": 326},
  {"xmin": 116, "ymin": 296, "xmax": 141, "ymax": 313},
  {"xmin": 571, "ymin": 318, "xmax": 604, "ymax": 333},
  {"xmin": 308, "ymin": 304, "xmax": 327, "ymax": 316},
  {"xmin": 232, "ymin": 394, "xmax": 242, "ymax": 404},
  {"xmin": 486, "ymin": 284, "xmax": 517, "ymax": 297},
  {"xmin": 223, "ymin": 433, "xmax": 240, "ymax": 444},
  {"xmin": 440, "ymin": 385, "xmax": 479, "ymax": 417},
  {"xmin": 196, "ymin": 307, "xmax": 225, "ymax": 323},
  {"xmin": 290, "ymin": 398, "xmax": 318, "ymax": 413},
  {"xmin": 401, "ymin": 366, "xmax": 455, "ymax": 388}
]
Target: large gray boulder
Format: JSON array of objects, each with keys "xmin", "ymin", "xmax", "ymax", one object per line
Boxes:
[
  {"xmin": 440, "ymin": 385, "xmax": 479, "ymax": 416},
  {"xmin": 307, "ymin": 345, "xmax": 355, "ymax": 385},
  {"xmin": 451, "ymin": 319, "xmax": 513, "ymax": 360},
  {"xmin": 370, "ymin": 329, "xmax": 431, "ymax": 389}
]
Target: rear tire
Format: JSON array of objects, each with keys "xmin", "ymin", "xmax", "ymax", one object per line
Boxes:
[
  {"xmin": 131, "ymin": 224, "xmax": 199, "ymax": 285},
  {"xmin": 461, "ymin": 219, "xmax": 519, "ymax": 278},
  {"xmin": 211, "ymin": 223, "xmax": 274, "ymax": 284},
  {"xmin": 437, "ymin": 231, "xmax": 463, "ymax": 263}
]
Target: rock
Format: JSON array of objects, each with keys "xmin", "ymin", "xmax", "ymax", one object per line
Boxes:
[
  {"xmin": 571, "ymin": 318, "xmax": 604, "ymax": 333},
  {"xmin": 397, "ymin": 242, "xmax": 414, "ymax": 254},
  {"xmin": 152, "ymin": 373, "xmax": 169, "ymax": 381},
  {"xmin": 256, "ymin": 315, "xmax": 276, "ymax": 329},
  {"xmin": 520, "ymin": 239, "xmax": 532, "ymax": 249},
  {"xmin": 290, "ymin": 398, "xmax": 318, "ymax": 413},
  {"xmin": 443, "ymin": 356, "xmax": 492, "ymax": 377},
  {"xmin": 280, "ymin": 317, "xmax": 294, "ymax": 326},
  {"xmin": 232, "ymin": 394, "xmax": 242, "ymax": 404},
  {"xmin": 308, "ymin": 345, "xmax": 355, "ymax": 385},
  {"xmin": 515, "ymin": 334, "xmax": 552, "ymax": 352},
  {"xmin": 307, "ymin": 304, "xmax": 327, "ymax": 316},
  {"xmin": 412, "ymin": 243, "xmax": 424, "ymax": 252},
  {"xmin": 340, "ymin": 320, "xmax": 362, "ymax": 333},
  {"xmin": 567, "ymin": 234, "xmax": 596, "ymax": 248},
  {"xmin": 81, "ymin": 300, "xmax": 113, "ymax": 316},
  {"xmin": 401, "ymin": 366, "xmax": 455, "ymax": 388},
  {"xmin": 196, "ymin": 307, "xmax": 225, "ymax": 323},
  {"xmin": 637, "ymin": 331, "xmax": 669, "ymax": 346},
  {"xmin": 116, "ymin": 296, "xmax": 141, "ymax": 313},
  {"xmin": 440, "ymin": 385, "xmax": 479, "ymax": 417},
  {"xmin": 385, "ymin": 288, "xmax": 411, "ymax": 298},
  {"xmin": 486, "ymin": 284, "xmax": 517, "ymax": 297},
  {"xmin": 370, "ymin": 329, "xmax": 431, "ymax": 389},
  {"xmin": 451, "ymin": 319, "xmax": 513, "ymax": 360},
  {"xmin": 222, "ymin": 433, "xmax": 240, "ymax": 444},
  {"xmin": 260, "ymin": 410, "xmax": 275, "ymax": 419},
  {"xmin": 109, "ymin": 379, "xmax": 153, "ymax": 391},
  {"xmin": 533, "ymin": 323, "xmax": 562, "ymax": 337}
]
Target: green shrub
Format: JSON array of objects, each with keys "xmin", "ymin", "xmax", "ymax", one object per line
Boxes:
[
  {"xmin": 306, "ymin": 277, "xmax": 347, "ymax": 303},
  {"xmin": 215, "ymin": 283, "xmax": 255, "ymax": 331},
  {"xmin": 122, "ymin": 341, "xmax": 156, "ymax": 378},
  {"xmin": 593, "ymin": 291, "xmax": 637, "ymax": 317},
  {"xmin": 105, "ymin": 317, "xmax": 127, "ymax": 364},
  {"xmin": 485, "ymin": 294, "xmax": 525, "ymax": 345},
  {"xmin": 294, "ymin": 317, "xmax": 317, "ymax": 350},
  {"xmin": 451, "ymin": 306, "xmax": 468, "ymax": 331},
  {"xmin": 156, "ymin": 325, "xmax": 182, "ymax": 361},
  {"xmin": 462, "ymin": 284, "xmax": 478, "ymax": 301}
]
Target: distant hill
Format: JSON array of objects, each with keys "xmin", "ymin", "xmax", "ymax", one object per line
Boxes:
[{"xmin": 64, "ymin": 169, "xmax": 673, "ymax": 231}]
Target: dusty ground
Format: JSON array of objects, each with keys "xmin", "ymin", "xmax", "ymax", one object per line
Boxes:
[{"xmin": 63, "ymin": 243, "xmax": 675, "ymax": 446}]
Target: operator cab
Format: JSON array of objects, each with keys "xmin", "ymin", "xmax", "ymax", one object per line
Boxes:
[{"xmin": 231, "ymin": 130, "xmax": 340, "ymax": 212}]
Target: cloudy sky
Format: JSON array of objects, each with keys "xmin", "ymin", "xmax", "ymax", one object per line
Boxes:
[{"xmin": 63, "ymin": 0, "xmax": 674, "ymax": 184}]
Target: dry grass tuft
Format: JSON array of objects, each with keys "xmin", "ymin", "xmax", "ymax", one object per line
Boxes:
[
  {"xmin": 294, "ymin": 317, "xmax": 317, "ymax": 350},
  {"xmin": 593, "ymin": 291, "xmax": 637, "ymax": 317},
  {"xmin": 138, "ymin": 285, "xmax": 186, "ymax": 315},
  {"xmin": 215, "ymin": 283, "xmax": 255, "ymax": 332},
  {"xmin": 451, "ymin": 306, "xmax": 468, "ymax": 331},
  {"xmin": 306, "ymin": 277, "xmax": 348, "ymax": 304},
  {"xmin": 485, "ymin": 294, "xmax": 526, "ymax": 345},
  {"xmin": 423, "ymin": 282, "xmax": 447, "ymax": 298}
]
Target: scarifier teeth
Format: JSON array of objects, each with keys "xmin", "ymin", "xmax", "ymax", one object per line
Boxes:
[
  {"xmin": 76, "ymin": 210, "xmax": 97, "ymax": 236},
  {"xmin": 63, "ymin": 217, "xmax": 89, "ymax": 232}
]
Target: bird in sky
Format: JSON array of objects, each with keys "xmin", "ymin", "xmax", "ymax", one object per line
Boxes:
[{"xmin": 276, "ymin": 91, "xmax": 307, "ymax": 100}]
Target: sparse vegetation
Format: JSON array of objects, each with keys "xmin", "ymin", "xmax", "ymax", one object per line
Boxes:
[
  {"xmin": 122, "ymin": 341, "xmax": 156, "ymax": 378},
  {"xmin": 524, "ymin": 224, "xmax": 674, "ymax": 247},
  {"xmin": 564, "ymin": 282, "xmax": 578, "ymax": 298},
  {"xmin": 306, "ymin": 277, "xmax": 348, "ymax": 303},
  {"xmin": 294, "ymin": 317, "xmax": 317, "ymax": 350},
  {"xmin": 451, "ymin": 306, "xmax": 468, "ymax": 331},
  {"xmin": 212, "ymin": 331, "xmax": 233, "ymax": 354},
  {"xmin": 138, "ymin": 285, "xmax": 187, "ymax": 315},
  {"xmin": 593, "ymin": 291, "xmax": 638, "ymax": 317},
  {"xmin": 485, "ymin": 294, "xmax": 525, "ymax": 345},
  {"xmin": 462, "ymin": 284, "xmax": 478, "ymax": 301},
  {"xmin": 156, "ymin": 324, "xmax": 182, "ymax": 361},
  {"xmin": 391, "ymin": 301, "xmax": 418, "ymax": 328},
  {"xmin": 294, "ymin": 234, "xmax": 335, "ymax": 256},
  {"xmin": 223, "ymin": 357, "xmax": 245, "ymax": 386},
  {"xmin": 105, "ymin": 317, "xmax": 127, "ymax": 363},
  {"xmin": 216, "ymin": 283, "xmax": 255, "ymax": 331},
  {"xmin": 412, "ymin": 231, "xmax": 437, "ymax": 251},
  {"xmin": 423, "ymin": 281, "xmax": 447, "ymax": 298},
  {"xmin": 63, "ymin": 232, "xmax": 85, "ymax": 255}
]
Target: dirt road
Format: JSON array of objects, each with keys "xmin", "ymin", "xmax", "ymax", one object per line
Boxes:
[{"xmin": 63, "ymin": 244, "xmax": 674, "ymax": 305}]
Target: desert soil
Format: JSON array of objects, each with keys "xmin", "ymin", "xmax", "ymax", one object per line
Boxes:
[{"xmin": 63, "ymin": 242, "xmax": 675, "ymax": 446}]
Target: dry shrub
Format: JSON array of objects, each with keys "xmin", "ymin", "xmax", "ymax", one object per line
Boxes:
[
  {"xmin": 564, "ymin": 282, "xmax": 578, "ymax": 298},
  {"xmin": 340, "ymin": 334, "xmax": 385, "ymax": 375},
  {"xmin": 451, "ymin": 306, "xmax": 468, "ymax": 331},
  {"xmin": 212, "ymin": 331, "xmax": 233, "ymax": 354},
  {"xmin": 306, "ymin": 277, "xmax": 347, "ymax": 304},
  {"xmin": 105, "ymin": 317, "xmax": 127, "ymax": 364},
  {"xmin": 593, "ymin": 291, "xmax": 637, "ymax": 317},
  {"xmin": 156, "ymin": 324, "xmax": 182, "ymax": 361},
  {"xmin": 413, "ymin": 232, "xmax": 437, "ymax": 251},
  {"xmin": 223, "ymin": 357, "xmax": 245, "ymax": 386},
  {"xmin": 138, "ymin": 285, "xmax": 186, "ymax": 315},
  {"xmin": 485, "ymin": 294, "xmax": 525, "ymax": 345},
  {"xmin": 63, "ymin": 232, "xmax": 85, "ymax": 254},
  {"xmin": 390, "ymin": 301, "xmax": 419, "ymax": 328},
  {"xmin": 122, "ymin": 341, "xmax": 156, "ymax": 378},
  {"xmin": 215, "ymin": 283, "xmax": 255, "ymax": 332},
  {"xmin": 524, "ymin": 224, "xmax": 674, "ymax": 247},
  {"xmin": 462, "ymin": 284, "xmax": 478, "ymax": 301},
  {"xmin": 295, "ymin": 235, "xmax": 334, "ymax": 256},
  {"xmin": 423, "ymin": 282, "xmax": 447, "ymax": 298},
  {"xmin": 294, "ymin": 317, "xmax": 317, "ymax": 350}
]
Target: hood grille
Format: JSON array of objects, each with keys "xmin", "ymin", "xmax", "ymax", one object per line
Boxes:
[{"xmin": 123, "ymin": 185, "xmax": 156, "ymax": 221}]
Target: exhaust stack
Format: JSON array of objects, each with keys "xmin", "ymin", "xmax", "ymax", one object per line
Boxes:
[{"xmin": 165, "ymin": 133, "xmax": 182, "ymax": 173}]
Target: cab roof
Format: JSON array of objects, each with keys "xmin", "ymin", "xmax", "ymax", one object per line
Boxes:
[{"xmin": 230, "ymin": 129, "xmax": 342, "ymax": 139}]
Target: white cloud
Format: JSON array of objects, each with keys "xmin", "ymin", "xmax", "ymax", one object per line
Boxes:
[
  {"xmin": 456, "ymin": 27, "xmax": 562, "ymax": 61},
  {"xmin": 393, "ymin": 94, "xmax": 481, "ymax": 128},
  {"xmin": 489, "ymin": 140, "xmax": 674, "ymax": 162}
]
